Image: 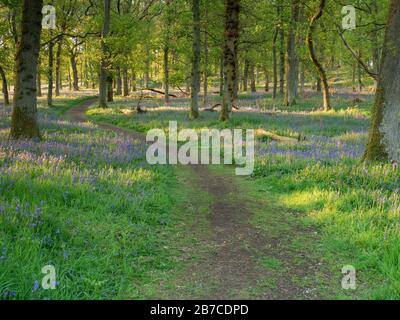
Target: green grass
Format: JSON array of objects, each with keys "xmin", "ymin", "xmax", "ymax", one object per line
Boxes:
[{"xmin": 0, "ymin": 98, "xmax": 197, "ymax": 300}]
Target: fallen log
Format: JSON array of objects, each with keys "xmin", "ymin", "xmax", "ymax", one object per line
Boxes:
[
  {"xmin": 255, "ymin": 129, "xmax": 303, "ymax": 144},
  {"xmin": 144, "ymin": 88, "xmax": 178, "ymax": 98},
  {"xmin": 202, "ymin": 103, "xmax": 240, "ymax": 112}
]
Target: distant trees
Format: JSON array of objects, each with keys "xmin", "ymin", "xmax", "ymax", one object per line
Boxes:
[
  {"xmin": 10, "ymin": 0, "xmax": 43, "ymax": 139},
  {"xmin": 364, "ymin": 0, "xmax": 400, "ymax": 163}
]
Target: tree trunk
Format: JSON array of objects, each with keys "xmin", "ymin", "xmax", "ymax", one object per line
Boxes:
[
  {"xmin": 220, "ymin": 0, "xmax": 240, "ymax": 121},
  {"xmin": 47, "ymin": 40, "xmax": 54, "ymax": 107},
  {"xmin": 306, "ymin": 0, "xmax": 331, "ymax": 111},
  {"xmin": 190, "ymin": 0, "xmax": 201, "ymax": 119},
  {"xmin": 144, "ymin": 46, "xmax": 150, "ymax": 88},
  {"xmin": 131, "ymin": 70, "xmax": 137, "ymax": 92},
  {"xmin": 284, "ymin": 0, "xmax": 299, "ymax": 106},
  {"xmin": 278, "ymin": 4, "xmax": 285, "ymax": 96},
  {"xmin": 364, "ymin": 0, "xmax": 400, "ymax": 162},
  {"xmin": 250, "ymin": 63, "xmax": 256, "ymax": 93},
  {"xmin": 203, "ymin": 0, "xmax": 209, "ymax": 107},
  {"xmin": 116, "ymin": 66, "xmax": 122, "ymax": 95},
  {"xmin": 55, "ymin": 37, "xmax": 62, "ymax": 96},
  {"xmin": 243, "ymin": 59, "xmax": 249, "ymax": 92},
  {"xmin": 37, "ymin": 56, "xmax": 42, "ymax": 97},
  {"xmin": 264, "ymin": 67, "xmax": 269, "ymax": 92},
  {"xmin": 299, "ymin": 61, "xmax": 305, "ymax": 97},
  {"xmin": 272, "ymin": 28, "xmax": 278, "ymax": 99},
  {"xmin": 70, "ymin": 53, "xmax": 79, "ymax": 91},
  {"xmin": 371, "ymin": 0, "xmax": 380, "ymax": 90},
  {"xmin": 107, "ymin": 73, "xmax": 113, "ymax": 102},
  {"xmin": 219, "ymin": 53, "xmax": 224, "ymax": 97},
  {"xmin": 99, "ymin": 0, "xmax": 111, "ymax": 108},
  {"xmin": 10, "ymin": 0, "xmax": 42, "ymax": 139},
  {"xmin": 123, "ymin": 67, "xmax": 129, "ymax": 96},
  {"xmin": 0, "ymin": 66, "xmax": 10, "ymax": 106}
]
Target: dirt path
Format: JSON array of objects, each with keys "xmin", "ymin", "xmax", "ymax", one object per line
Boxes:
[{"xmin": 67, "ymin": 100, "xmax": 328, "ymax": 300}]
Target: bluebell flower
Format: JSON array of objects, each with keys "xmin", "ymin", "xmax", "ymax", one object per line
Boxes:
[{"xmin": 33, "ymin": 280, "xmax": 40, "ymax": 292}]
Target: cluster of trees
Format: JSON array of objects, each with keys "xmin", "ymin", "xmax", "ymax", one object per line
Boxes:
[{"xmin": 0, "ymin": 0, "xmax": 398, "ymax": 162}]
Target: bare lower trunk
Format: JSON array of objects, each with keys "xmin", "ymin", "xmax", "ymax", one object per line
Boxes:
[{"xmin": 10, "ymin": 0, "xmax": 43, "ymax": 139}]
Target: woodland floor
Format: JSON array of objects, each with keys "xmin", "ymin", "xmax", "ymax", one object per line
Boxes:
[{"xmin": 67, "ymin": 99, "xmax": 336, "ymax": 300}]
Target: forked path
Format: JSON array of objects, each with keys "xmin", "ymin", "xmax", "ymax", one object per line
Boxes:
[{"xmin": 67, "ymin": 100, "xmax": 328, "ymax": 300}]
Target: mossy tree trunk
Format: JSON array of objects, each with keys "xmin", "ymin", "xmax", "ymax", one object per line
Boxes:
[
  {"xmin": 10, "ymin": 0, "xmax": 43, "ymax": 140},
  {"xmin": 364, "ymin": 0, "xmax": 400, "ymax": 163},
  {"xmin": 220, "ymin": 0, "xmax": 240, "ymax": 121}
]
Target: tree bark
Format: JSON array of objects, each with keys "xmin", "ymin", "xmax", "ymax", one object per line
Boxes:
[
  {"xmin": 219, "ymin": 53, "xmax": 224, "ymax": 97},
  {"xmin": 10, "ymin": 0, "xmax": 42, "ymax": 139},
  {"xmin": 55, "ymin": 37, "xmax": 63, "ymax": 96},
  {"xmin": 123, "ymin": 67, "xmax": 129, "ymax": 96},
  {"xmin": 284, "ymin": 0, "xmax": 300, "ymax": 106},
  {"xmin": 203, "ymin": 0, "xmax": 209, "ymax": 107},
  {"xmin": 99, "ymin": 0, "xmax": 111, "ymax": 108},
  {"xmin": 278, "ymin": 4, "xmax": 285, "ymax": 96},
  {"xmin": 0, "ymin": 66, "xmax": 10, "ymax": 106},
  {"xmin": 306, "ymin": 0, "xmax": 331, "ymax": 111},
  {"xmin": 220, "ymin": 0, "xmax": 240, "ymax": 121},
  {"xmin": 243, "ymin": 59, "xmax": 249, "ymax": 92},
  {"xmin": 250, "ymin": 63, "xmax": 256, "ymax": 93},
  {"xmin": 190, "ymin": 0, "xmax": 201, "ymax": 119},
  {"xmin": 47, "ymin": 40, "xmax": 54, "ymax": 107},
  {"xmin": 70, "ymin": 53, "xmax": 79, "ymax": 91},
  {"xmin": 364, "ymin": 0, "xmax": 400, "ymax": 162},
  {"xmin": 116, "ymin": 66, "xmax": 122, "ymax": 95},
  {"xmin": 272, "ymin": 28, "xmax": 278, "ymax": 99}
]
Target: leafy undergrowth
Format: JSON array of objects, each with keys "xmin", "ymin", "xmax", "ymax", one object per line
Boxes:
[{"xmin": 0, "ymin": 99, "xmax": 182, "ymax": 300}]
